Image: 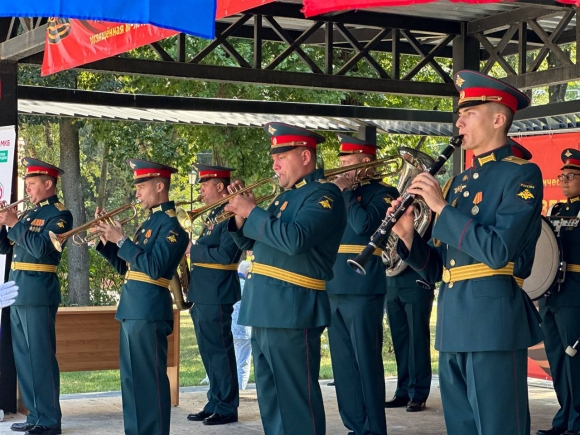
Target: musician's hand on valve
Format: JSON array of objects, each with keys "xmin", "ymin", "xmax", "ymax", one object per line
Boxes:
[
  {"xmin": 95, "ymin": 220, "xmax": 125, "ymax": 245},
  {"xmin": 387, "ymin": 197, "xmax": 416, "ymax": 250},
  {"xmin": 0, "ymin": 207, "xmax": 18, "ymax": 228},
  {"xmin": 227, "ymin": 180, "xmax": 246, "ymax": 195},
  {"xmin": 406, "ymin": 173, "xmax": 448, "ymax": 215},
  {"xmin": 93, "ymin": 207, "xmax": 107, "ymax": 244},
  {"xmin": 224, "ymin": 194, "xmax": 257, "ymax": 230},
  {"xmin": 333, "ymin": 175, "xmax": 353, "ymax": 193}
]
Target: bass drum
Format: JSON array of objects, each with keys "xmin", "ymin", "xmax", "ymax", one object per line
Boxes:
[{"xmin": 522, "ymin": 217, "xmax": 561, "ymax": 300}]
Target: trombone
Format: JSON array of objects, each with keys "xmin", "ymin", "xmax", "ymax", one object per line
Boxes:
[
  {"xmin": 0, "ymin": 195, "xmax": 31, "ymax": 219},
  {"xmin": 49, "ymin": 201, "xmax": 140, "ymax": 252},
  {"xmin": 175, "ymin": 177, "xmax": 279, "ymax": 231},
  {"xmin": 324, "ymin": 155, "xmax": 404, "ymax": 190}
]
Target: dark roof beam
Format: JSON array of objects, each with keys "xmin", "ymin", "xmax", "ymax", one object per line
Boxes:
[
  {"xmin": 468, "ymin": 7, "xmax": 567, "ymax": 34},
  {"xmin": 19, "ymin": 54, "xmax": 456, "ymax": 97},
  {"xmin": 0, "ymin": 23, "xmax": 46, "ymax": 61}
]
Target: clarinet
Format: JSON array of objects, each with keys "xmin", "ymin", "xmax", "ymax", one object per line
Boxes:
[{"xmin": 347, "ymin": 134, "xmax": 464, "ymax": 276}]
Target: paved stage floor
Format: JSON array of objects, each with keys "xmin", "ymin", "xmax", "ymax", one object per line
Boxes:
[{"xmin": 0, "ymin": 377, "xmax": 558, "ymax": 434}]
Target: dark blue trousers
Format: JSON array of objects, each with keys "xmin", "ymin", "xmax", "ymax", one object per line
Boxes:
[
  {"xmin": 439, "ymin": 349, "xmax": 530, "ymax": 435},
  {"xmin": 191, "ymin": 303, "xmax": 239, "ymax": 416},
  {"xmin": 119, "ymin": 319, "xmax": 172, "ymax": 435},
  {"xmin": 540, "ymin": 305, "xmax": 580, "ymax": 431},
  {"xmin": 252, "ymin": 326, "xmax": 325, "ymax": 435},
  {"xmin": 328, "ymin": 294, "xmax": 386, "ymax": 435},
  {"xmin": 11, "ymin": 305, "xmax": 61, "ymax": 428}
]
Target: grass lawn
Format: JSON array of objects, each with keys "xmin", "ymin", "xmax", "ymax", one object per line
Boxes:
[{"xmin": 60, "ymin": 309, "xmax": 439, "ymax": 394}]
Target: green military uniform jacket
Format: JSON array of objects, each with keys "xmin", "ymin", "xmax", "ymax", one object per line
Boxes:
[
  {"xmin": 398, "ymin": 144, "xmax": 543, "ymax": 352},
  {"xmin": 540, "ymin": 197, "xmax": 580, "ymax": 308},
  {"xmin": 188, "ymin": 203, "xmax": 242, "ymax": 305},
  {"xmin": 327, "ymin": 180, "xmax": 397, "ymax": 294},
  {"xmin": 230, "ymin": 168, "xmax": 347, "ymax": 328},
  {"xmin": 97, "ymin": 201, "xmax": 188, "ymax": 321},
  {"xmin": 0, "ymin": 195, "xmax": 72, "ymax": 305}
]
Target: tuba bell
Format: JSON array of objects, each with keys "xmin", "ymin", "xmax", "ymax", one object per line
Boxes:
[{"xmin": 381, "ymin": 147, "xmax": 437, "ymax": 277}]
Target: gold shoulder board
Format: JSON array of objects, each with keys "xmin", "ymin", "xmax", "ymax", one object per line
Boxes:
[
  {"xmin": 502, "ymin": 156, "xmax": 530, "ymax": 165},
  {"xmin": 54, "ymin": 202, "xmax": 67, "ymax": 211},
  {"xmin": 165, "ymin": 209, "xmax": 177, "ymax": 218}
]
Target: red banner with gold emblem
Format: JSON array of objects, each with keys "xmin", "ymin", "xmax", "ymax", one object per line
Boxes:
[{"xmin": 41, "ymin": 19, "xmax": 178, "ymax": 76}]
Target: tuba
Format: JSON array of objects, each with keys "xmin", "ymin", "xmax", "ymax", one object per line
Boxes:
[
  {"xmin": 169, "ymin": 256, "xmax": 193, "ymax": 310},
  {"xmin": 381, "ymin": 147, "xmax": 437, "ymax": 277}
]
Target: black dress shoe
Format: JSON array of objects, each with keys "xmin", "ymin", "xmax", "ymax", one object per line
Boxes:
[
  {"xmin": 187, "ymin": 410, "xmax": 212, "ymax": 421},
  {"xmin": 563, "ymin": 431, "xmax": 580, "ymax": 435},
  {"xmin": 24, "ymin": 426, "xmax": 61, "ymax": 435},
  {"xmin": 203, "ymin": 413, "xmax": 238, "ymax": 425},
  {"xmin": 537, "ymin": 428, "xmax": 568, "ymax": 435},
  {"xmin": 406, "ymin": 401, "xmax": 426, "ymax": 412},
  {"xmin": 384, "ymin": 395, "xmax": 409, "ymax": 408},
  {"xmin": 11, "ymin": 423, "xmax": 35, "ymax": 432}
]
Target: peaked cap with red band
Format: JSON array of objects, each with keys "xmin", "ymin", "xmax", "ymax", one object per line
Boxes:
[
  {"xmin": 561, "ymin": 148, "xmax": 580, "ymax": 170},
  {"xmin": 454, "ymin": 70, "xmax": 530, "ymax": 113},
  {"xmin": 264, "ymin": 122, "xmax": 325, "ymax": 155},
  {"xmin": 193, "ymin": 164, "xmax": 235, "ymax": 183},
  {"xmin": 337, "ymin": 133, "xmax": 377, "ymax": 156},
  {"xmin": 127, "ymin": 158, "xmax": 177, "ymax": 185},
  {"xmin": 22, "ymin": 157, "xmax": 64, "ymax": 179}
]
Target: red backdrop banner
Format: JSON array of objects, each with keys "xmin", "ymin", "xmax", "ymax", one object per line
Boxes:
[
  {"xmin": 303, "ymin": 0, "xmax": 575, "ymax": 18},
  {"xmin": 42, "ymin": 19, "xmax": 178, "ymax": 76},
  {"xmin": 216, "ymin": 0, "xmax": 276, "ymax": 19}
]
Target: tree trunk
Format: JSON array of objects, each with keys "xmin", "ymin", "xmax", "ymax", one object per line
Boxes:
[
  {"xmin": 96, "ymin": 141, "xmax": 109, "ymax": 210},
  {"xmin": 59, "ymin": 118, "xmax": 90, "ymax": 306}
]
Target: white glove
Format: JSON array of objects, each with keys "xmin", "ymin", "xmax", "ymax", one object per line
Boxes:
[{"xmin": 0, "ymin": 281, "xmax": 18, "ymax": 309}]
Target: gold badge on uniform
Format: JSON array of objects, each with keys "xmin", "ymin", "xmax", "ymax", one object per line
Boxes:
[
  {"xmin": 166, "ymin": 230, "xmax": 178, "ymax": 243},
  {"xmin": 280, "ymin": 201, "xmax": 288, "ymax": 211},
  {"xmin": 318, "ymin": 196, "xmax": 334, "ymax": 210},
  {"xmin": 456, "ymin": 75, "xmax": 465, "ymax": 88},
  {"xmin": 462, "ymin": 175, "xmax": 469, "ymax": 181},
  {"xmin": 516, "ymin": 183, "xmax": 536, "ymax": 202},
  {"xmin": 57, "ymin": 220, "xmax": 65, "ymax": 229},
  {"xmin": 145, "ymin": 229, "xmax": 152, "ymax": 238},
  {"xmin": 454, "ymin": 184, "xmax": 466, "ymax": 194}
]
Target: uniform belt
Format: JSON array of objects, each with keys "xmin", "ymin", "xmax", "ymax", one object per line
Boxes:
[
  {"xmin": 338, "ymin": 245, "xmax": 382, "ymax": 257},
  {"xmin": 442, "ymin": 262, "xmax": 524, "ymax": 288},
  {"xmin": 11, "ymin": 262, "xmax": 57, "ymax": 273},
  {"xmin": 249, "ymin": 262, "xmax": 326, "ymax": 291},
  {"xmin": 125, "ymin": 271, "xmax": 170, "ymax": 287},
  {"xmin": 567, "ymin": 264, "xmax": 580, "ymax": 273},
  {"xmin": 191, "ymin": 263, "xmax": 239, "ymax": 271}
]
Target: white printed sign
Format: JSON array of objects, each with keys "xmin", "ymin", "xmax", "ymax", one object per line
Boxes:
[{"xmin": 0, "ymin": 125, "xmax": 17, "ymax": 285}]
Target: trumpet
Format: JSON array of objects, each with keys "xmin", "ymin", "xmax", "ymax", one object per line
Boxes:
[
  {"xmin": 347, "ymin": 135, "xmax": 463, "ymax": 275},
  {"xmin": 175, "ymin": 196, "xmax": 203, "ymax": 209},
  {"xmin": 49, "ymin": 201, "xmax": 140, "ymax": 252},
  {"xmin": 209, "ymin": 192, "xmax": 280, "ymax": 226},
  {"xmin": 0, "ymin": 196, "xmax": 31, "ymax": 218},
  {"xmin": 175, "ymin": 177, "xmax": 279, "ymax": 231},
  {"xmin": 325, "ymin": 155, "xmax": 404, "ymax": 190}
]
